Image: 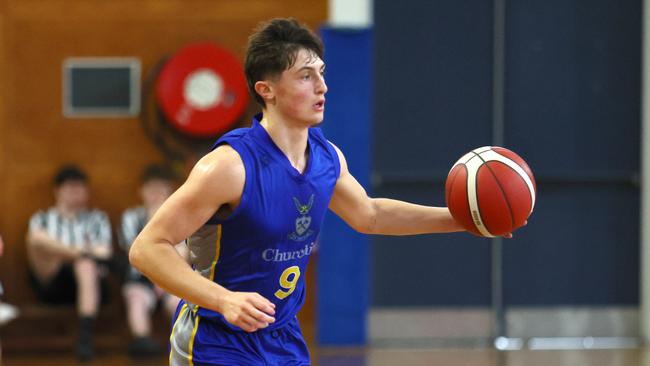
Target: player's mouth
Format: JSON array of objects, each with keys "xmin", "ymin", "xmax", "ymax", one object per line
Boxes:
[{"xmin": 314, "ymin": 99, "xmax": 325, "ymax": 111}]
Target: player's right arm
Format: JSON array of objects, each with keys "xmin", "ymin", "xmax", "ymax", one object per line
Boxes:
[{"xmin": 129, "ymin": 145, "xmax": 276, "ymax": 332}]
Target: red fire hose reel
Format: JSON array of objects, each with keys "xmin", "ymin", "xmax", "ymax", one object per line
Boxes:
[{"xmin": 156, "ymin": 43, "xmax": 248, "ymax": 138}]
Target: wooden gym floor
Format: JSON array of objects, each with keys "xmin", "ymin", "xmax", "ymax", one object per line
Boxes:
[
  {"xmin": 2, "ymin": 306, "xmax": 648, "ymax": 366},
  {"xmin": 3, "ymin": 348, "xmax": 650, "ymax": 366}
]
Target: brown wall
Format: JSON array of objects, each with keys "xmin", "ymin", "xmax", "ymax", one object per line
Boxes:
[{"xmin": 0, "ymin": 0, "xmax": 326, "ymax": 320}]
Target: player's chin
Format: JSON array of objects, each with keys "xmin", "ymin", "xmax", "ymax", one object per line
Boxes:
[
  {"xmin": 316, "ymin": 108, "xmax": 326, "ymax": 119},
  {"xmin": 305, "ymin": 113, "xmax": 324, "ymax": 126}
]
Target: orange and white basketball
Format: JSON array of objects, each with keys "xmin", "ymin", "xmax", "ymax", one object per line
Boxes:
[{"xmin": 445, "ymin": 146, "xmax": 536, "ymax": 237}]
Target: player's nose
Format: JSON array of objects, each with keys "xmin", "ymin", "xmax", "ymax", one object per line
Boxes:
[{"xmin": 316, "ymin": 75, "xmax": 327, "ymax": 94}]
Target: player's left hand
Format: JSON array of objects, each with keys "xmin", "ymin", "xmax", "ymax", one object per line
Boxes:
[{"xmin": 220, "ymin": 291, "xmax": 276, "ymax": 332}]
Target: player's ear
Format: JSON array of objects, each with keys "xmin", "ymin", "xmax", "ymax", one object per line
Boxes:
[{"xmin": 254, "ymin": 81, "xmax": 275, "ymax": 105}]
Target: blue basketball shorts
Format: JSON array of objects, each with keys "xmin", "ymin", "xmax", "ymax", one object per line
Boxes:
[{"xmin": 169, "ymin": 300, "xmax": 310, "ymax": 365}]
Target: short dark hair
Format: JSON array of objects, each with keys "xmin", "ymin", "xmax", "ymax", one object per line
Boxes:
[
  {"xmin": 245, "ymin": 18, "xmax": 324, "ymax": 107},
  {"xmin": 54, "ymin": 165, "xmax": 88, "ymax": 186},
  {"xmin": 141, "ymin": 164, "xmax": 175, "ymax": 183}
]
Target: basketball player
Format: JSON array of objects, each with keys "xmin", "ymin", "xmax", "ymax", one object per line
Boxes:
[{"xmin": 130, "ymin": 18, "xmax": 467, "ymax": 365}]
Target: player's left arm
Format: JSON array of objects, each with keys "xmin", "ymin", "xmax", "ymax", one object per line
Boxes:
[{"xmin": 328, "ymin": 143, "xmax": 464, "ymax": 236}]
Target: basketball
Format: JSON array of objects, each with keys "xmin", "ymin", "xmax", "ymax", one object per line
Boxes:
[{"xmin": 445, "ymin": 146, "xmax": 536, "ymax": 237}]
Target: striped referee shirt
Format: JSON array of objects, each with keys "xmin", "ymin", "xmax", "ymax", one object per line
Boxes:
[
  {"xmin": 119, "ymin": 206, "xmax": 149, "ymax": 281},
  {"xmin": 119, "ymin": 206, "xmax": 148, "ymax": 251},
  {"xmin": 28, "ymin": 207, "xmax": 112, "ymax": 249}
]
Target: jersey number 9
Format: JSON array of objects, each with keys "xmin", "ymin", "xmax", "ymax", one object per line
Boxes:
[{"xmin": 274, "ymin": 266, "xmax": 301, "ymax": 300}]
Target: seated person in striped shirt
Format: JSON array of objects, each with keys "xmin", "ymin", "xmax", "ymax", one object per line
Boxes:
[
  {"xmin": 119, "ymin": 164, "xmax": 187, "ymax": 357},
  {"xmin": 26, "ymin": 165, "xmax": 112, "ymax": 361}
]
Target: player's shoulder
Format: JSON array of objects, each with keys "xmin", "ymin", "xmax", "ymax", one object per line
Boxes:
[
  {"xmin": 208, "ymin": 125, "xmax": 254, "ymax": 167},
  {"xmin": 203, "ymin": 144, "xmax": 244, "ymax": 168},
  {"xmin": 307, "ymin": 127, "xmax": 340, "ymax": 156},
  {"xmin": 308, "ymin": 126, "xmax": 331, "ymax": 148},
  {"xmin": 325, "ymin": 139, "xmax": 342, "ymax": 154},
  {"xmin": 182, "ymin": 146, "xmax": 245, "ymax": 203},
  {"xmin": 321, "ymin": 139, "xmax": 346, "ymax": 177},
  {"xmin": 220, "ymin": 126, "xmax": 250, "ymax": 139},
  {"xmin": 322, "ymin": 139, "xmax": 344, "ymax": 162},
  {"xmin": 308, "ymin": 125, "xmax": 326, "ymax": 137},
  {"xmin": 191, "ymin": 144, "xmax": 245, "ymax": 186},
  {"xmin": 212, "ymin": 126, "xmax": 252, "ymax": 149}
]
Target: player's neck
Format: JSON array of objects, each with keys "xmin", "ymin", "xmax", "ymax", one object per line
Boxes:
[{"xmin": 260, "ymin": 112, "xmax": 309, "ymax": 172}]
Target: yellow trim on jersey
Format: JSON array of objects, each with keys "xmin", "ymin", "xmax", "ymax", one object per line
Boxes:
[
  {"xmin": 188, "ymin": 306, "xmax": 201, "ymax": 366},
  {"xmin": 208, "ymin": 224, "xmax": 222, "ymax": 281},
  {"xmin": 169, "ymin": 303, "xmax": 189, "ymax": 365}
]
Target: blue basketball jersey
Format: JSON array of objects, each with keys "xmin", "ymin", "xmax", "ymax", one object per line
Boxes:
[{"xmin": 186, "ymin": 113, "xmax": 340, "ymax": 330}]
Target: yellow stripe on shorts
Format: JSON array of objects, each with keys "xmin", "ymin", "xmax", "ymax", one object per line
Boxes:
[
  {"xmin": 188, "ymin": 306, "xmax": 201, "ymax": 366},
  {"xmin": 169, "ymin": 303, "xmax": 189, "ymax": 365}
]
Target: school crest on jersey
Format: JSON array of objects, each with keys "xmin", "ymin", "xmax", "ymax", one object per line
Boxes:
[{"xmin": 289, "ymin": 194, "xmax": 315, "ymax": 242}]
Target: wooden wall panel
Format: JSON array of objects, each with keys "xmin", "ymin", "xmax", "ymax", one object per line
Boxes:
[
  {"xmin": 0, "ymin": 1, "xmax": 8, "ymax": 297},
  {"xmin": 0, "ymin": 0, "xmax": 326, "ymax": 333}
]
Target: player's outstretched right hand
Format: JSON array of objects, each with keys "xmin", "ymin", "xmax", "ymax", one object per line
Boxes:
[{"xmin": 221, "ymin": 291, "xmax": 276, "ymax": 332}]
